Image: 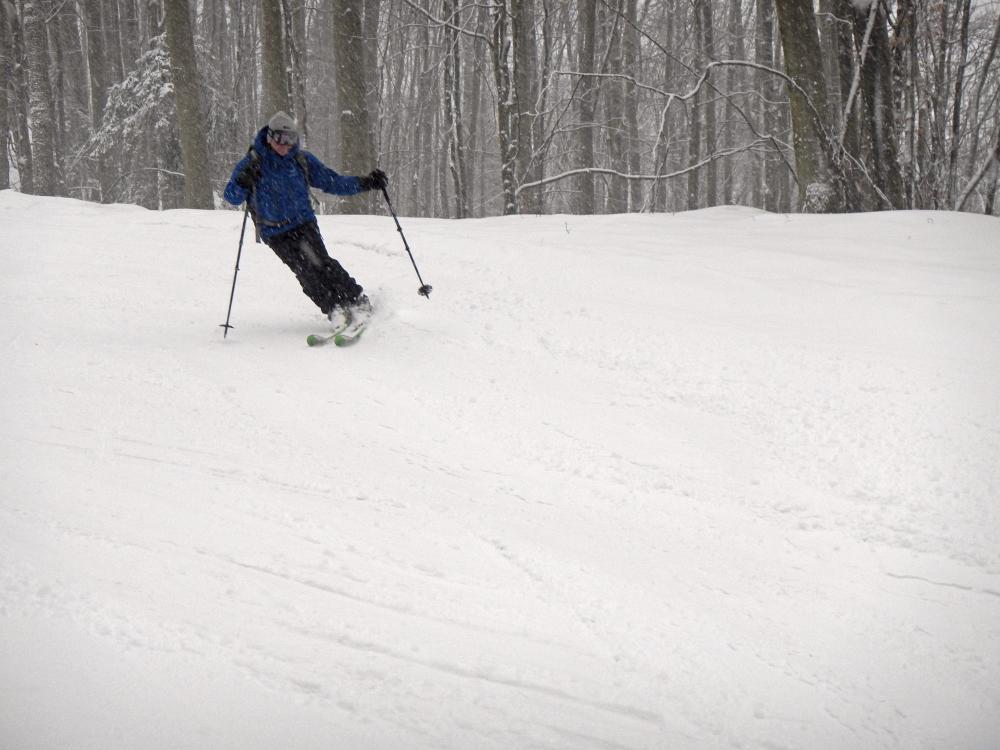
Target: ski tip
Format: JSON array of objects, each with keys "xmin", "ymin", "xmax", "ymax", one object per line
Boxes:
[{"xmin": 334, "ymin": 331, "xmax": 363, "ymax": 347}]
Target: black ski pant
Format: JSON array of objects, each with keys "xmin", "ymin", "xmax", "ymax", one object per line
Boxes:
[{"xmin": 265, "ymin": 221, "xmax": 363, "ymax": 316}]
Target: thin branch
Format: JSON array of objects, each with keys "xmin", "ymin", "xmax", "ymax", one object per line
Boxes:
[
  {"xmin": 956, "ymin": 121, "xmax": 1000, "ymax": 211},
  {"xmin": 593, "ymin": 0, "xmax": 796, "ymax": 180},
  {"xmin": 713, "ymin": 59, "xmax": 893, "ymax": 207},
  {"xmin": 516, "ymin": 139, "xmax": 774, "ymax": 196},
  {"xmin": 554, "ymin": 70, "xmax": 672, "ymax": 99},
  {"xmin": 397, "ymin": 0, "xmax": 490, "ymax": 43}
]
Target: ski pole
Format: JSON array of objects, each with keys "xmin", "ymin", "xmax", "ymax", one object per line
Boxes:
[
  {"xmin": 220, "ymin": 202, "xmax": 251, "ymax": 337},
  {"xmin": 381, "ymin": 187, "xmax": 432, "ymax": 298}
]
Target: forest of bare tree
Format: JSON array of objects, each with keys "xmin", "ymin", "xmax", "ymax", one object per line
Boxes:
[{"xmin": 2, "ymin": 0, "xmax": 998, "ymax": 217}]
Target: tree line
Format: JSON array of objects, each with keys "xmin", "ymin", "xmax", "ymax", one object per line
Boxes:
[{"xmin": 2, "ymin": 0, "xmax": 998, "ymax": 217}]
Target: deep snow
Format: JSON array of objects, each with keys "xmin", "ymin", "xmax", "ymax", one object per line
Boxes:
[{"xmin": 1, "ymin": 190, "xmax": 998, "ymax": 749}]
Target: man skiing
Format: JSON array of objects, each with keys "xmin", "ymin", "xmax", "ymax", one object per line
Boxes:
[{"xmin": 223, "ymin": 111, "xmax": 387, "ymax": 327}]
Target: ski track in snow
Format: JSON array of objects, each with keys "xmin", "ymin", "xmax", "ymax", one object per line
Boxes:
[{"xmin": 1, "ymin": 192, "xmax": 999, "ymax": 749}]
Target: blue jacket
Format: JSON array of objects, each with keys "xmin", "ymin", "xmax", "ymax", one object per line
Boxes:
[{"xmin": 224, "ymin": 126, "xmax": 364, "ymax": 239}]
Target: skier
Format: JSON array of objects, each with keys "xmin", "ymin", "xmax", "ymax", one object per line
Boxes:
[{"xmin": 223, "ymin": 111, "xmax": 387, "ymax": 327}]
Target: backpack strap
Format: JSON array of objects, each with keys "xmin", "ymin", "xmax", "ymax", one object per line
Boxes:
[
  {"xmin": 243, "ymin": 146, "xmax": 316, "ymax": 240},
  {"xmin": 295, "ymin": 150, "xmax": 318, "ymax": 211},
  {"xmin": 295, "ymin": 151, "xmax": 311, "ymax": 184},
  {"xmin": 245, "ymin": 146, "xmax": 311, "ymax": 187}
]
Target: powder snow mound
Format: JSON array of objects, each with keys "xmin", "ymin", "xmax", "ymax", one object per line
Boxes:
[{"xmin": 2, "ymin": 189, "xmax": 999, "ymax": 749}]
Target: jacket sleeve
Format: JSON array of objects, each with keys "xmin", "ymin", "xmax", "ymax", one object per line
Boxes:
[
  {"xmin": 223, "ymin": 154, "xmax": 253, "ymax": 206},
  {"xmin": 304, "ymin": 152, "xmax": 364, "ymax": 196}
]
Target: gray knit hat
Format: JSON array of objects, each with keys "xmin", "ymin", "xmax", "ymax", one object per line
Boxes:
[{"xmin": 267, "ymin": 111, "xmax": 298, "ymax": 136}]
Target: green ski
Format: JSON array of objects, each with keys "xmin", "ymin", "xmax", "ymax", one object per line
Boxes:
[
  {"xmin": 306, "ymin": 332, "xmax": 335, "ymax": 347},
  {"xmin": 333, "ymin": 325, "xmax": 366, "ymax": 347},
  {"xmin": 307, "ymin": 309, "xmax": 369, "ymax": 347}
]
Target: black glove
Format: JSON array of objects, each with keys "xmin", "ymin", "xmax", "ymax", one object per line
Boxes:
[
  {"xmin": 358, "ymin": 168, "xmax": 388, "ymax": 192},
  {"xmin": 235, "ymin": 165, "xmax": 257, "ymax": 191}
]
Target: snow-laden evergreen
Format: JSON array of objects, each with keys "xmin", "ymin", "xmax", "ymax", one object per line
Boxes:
[{"xmin": 2, "ymin": 191, "xmax": 998, "ymax": 749}]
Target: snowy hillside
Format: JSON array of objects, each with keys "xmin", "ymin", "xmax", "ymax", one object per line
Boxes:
[{"xmin": 1, "ymin": 189, "xmax": 998, "ymax": 749}]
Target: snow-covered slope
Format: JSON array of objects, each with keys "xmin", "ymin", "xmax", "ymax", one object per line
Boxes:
[{"xmin": 2, "ymin": 190, "xmax": 998, "ymax": 749}]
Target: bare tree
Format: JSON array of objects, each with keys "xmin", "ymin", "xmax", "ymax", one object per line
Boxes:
[
  {"xmin": 442, "ymin": 0, "xmax": 470, "ymax": 217},
  {"xmin": 82, "ymin": 0, "xmax": 116, "ymax": 201},
  {"xmin": 332, "ymin": 0, "xmax": 374, "ymax": 212},
  {"xmin": 512, "ymin": 0, "xmax": 542, "ymax": 213},
  {"xmin": 163, "ymin": 0, "xmax": 213, "ymax": 208},
  {"xmin": 957, "ymin": 122, "xmax": 1000, "ymax": 212},
  {"xmin": 697, "ymin": 0, "xmax": 717, "ymax": 206},
  {"xmin": 847, "ymin": 0, "xmax": 905, "ymax": 208},
  {"xmin": 491, "ymin": 1, "xmax": 518, "ymax": 214},
  {"xmin": 22, "ymin": 0, "xmax": 58, "ymax": 195},
  {"xmin": 773, "ymin": 0, "xmax": 842, "ymax": 211},
  {"xmin": 755, "ymin": 0, "xmax": 786, "ymax": 211},
  {"xmin": 946, "ymin": 0, "xmax": 973, "ymax": 204},
  {"xmin": 576, "ymin": 0, "xmax": 598, "ymax": 214},
  {"xmin": 283, "ymin": 0, "xmax": 308, "ymax": 130},
  {"xmin": 604, "ymin": 0, "xmax": 640, "ymax": 212},
  {"xmin": 5, "ymin": 0, "xmax": 999, "ymax": 219},
  {"xmin": 723, "ymin": 0, "xmax": 746, "ymax": 205},
  {"xmin": 0, "ymin": 0, "xmax": 12, "ymax": 189},
  {"xmin": 261, "ymin": 0, "xmax": 291, "ymax": 117},
  {"xmin": 962, "ymin": 7, "xmax": 1000, "ymax": 209}
]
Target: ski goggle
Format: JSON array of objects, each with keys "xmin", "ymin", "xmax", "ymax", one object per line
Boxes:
[{"xmin": 268, "ymin": 128, "xmax": 298, "ymax": 146}]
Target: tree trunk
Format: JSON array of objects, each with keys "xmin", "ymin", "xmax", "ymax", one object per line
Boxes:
[
  {"xmin": 833, "ymin": 0, "xmax": 872, "ymax": 209},
  {"xmin": 927, "ymin": 0, "xmax": 953, "ymax": 208},
  {"xmin": 755, "ymin": 0, "xmax": 781, "ymax": 212},
  {"xmin": 23, "ymin": 0, "xmax": 59, "ymax": 195},
  {"xmin": 442, "ymin": 0, "xmax": 469, "ymax": 218},
  {"xmin": 409, "ymin": 18, "xmax": 432, "ymax": 215},
  {"xmin": 687, "ymin": 1, "xmax": 703, "ymax": 210},
  {"xmin": 282, "ymin": 0, "xmax": 308, "ymax": 131},
  {"xmin": 512, "ymin": 0, "xmax": 542, "ymax": 213},
  {"xmin": 964, "ymin": 10, "xmax": 1000, "ymax": 195},
  {"xmin": 82, "ymin": 0, "xmax": 115, "ymax": 201},
  {"xmin": 651, "ymin": 0, "xmax": 673, "ymax": 211},
  {"xmin": 600, "ymin": 0, "xmax": 639, "ymax": 212},
  {"xmin": 833, "ymin": 0, "xmax": 860, "ymax": 157},
  {"xmin": 773, "ymin": 0, "xmax": 842, "ymax": 212},
  {"xmin": 896, "ymin": 0, "xmax": 920, "ymax": 208},
  {"xmin": 55, "ymin": 3, "xmax": 92, "ymax": 196},
  {"xmin": 332, "ymin": 0, "xmax": 374, "ymax": 212},
  {"xmin": 605, "ymin": 0, "xmax": 627, "ymax": 211},
  {"xmin": 622, "ymin": 0, "xmax": 640, "ymax": 211},
  {"xmin": 492, "ymin": 2, "xmax": 518, "ymax": 215},
  {"xmin": 851, "ymin": 1, "xmax": 905, "ymax": 208},
  {"xmin": 261, "ymin": 0, "xmax": 290, "ymax": 117},
  {"xmin": 956, "ymin": 123, "xmax": 1000, "ymax": 212},
  {"xmin": 724, "ymin": 0, "xmax": 745, "ymax": 205},
  {"xmin": 575, "ymin": 0, "xmax": 597, "ymax": 214},
  {"xmin": 817, "ymin": 0, "xmax": 841, "ymax": 134},
  {"xmin": 50, "ymin": 8, "xmax": 67, "ymax": 195},
  {"xmin": 120, "ymin": 0, "xmax": 142, "ymax": 70},
  {"xmin": 0, "ymin": 0, "xmax": 12, "ymax": 189},
  {"xmin": 469, "ymin": 4, "xmax": 489, "ymax": 215},
  {"xmin": 947, "ymin": 0, "xmax": 973, "ymax": 204},
  {"xmin": 163, "ymin": 0, "xmax": 214, "ymax": 208},
  {"xmin": 696, "ymin": 0, "xmax": 717, "ymax": 206},
  {"xmin": 102, "ymin": 0, "xmax": 126, "ymax": 82}
]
